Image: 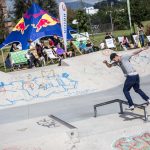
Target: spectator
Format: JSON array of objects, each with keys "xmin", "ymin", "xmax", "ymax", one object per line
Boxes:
[
  {"xmin": 109, "ymin": 32, "xmax": 114, "ymax": 38},
  {"xmin": 55, "ymin": 43, "xmax": 66, "ymax": 58},
  {"xmin": 40, "ymin": 40, "xmax": 48, "ymax": 49},
  {"xmin": 28, "ymin": 39, "xmax": 41, "ymax": 67},
  {"xmin": 137, "ymin": 23, "xmax": 145, "ymax": 47},
  {"xmin": 35, "ymin": 43, "xmax": 44, "ymax": 57},
  {"xmin": 100, "ymin": 40, "xmax": 105, "ymax": 50},
  {"xmin": 67, "ymin": 40, "xmax": 76, "ymax": 56},
  {"xmin": 48, "ymin": 38, "xmax": 55, "ymax": 48},
  {"xmin": 122, "ymin": 36, "xmax": 130, "ymax": 48},
  {"xmin": 28, "ymin": 39, "xmax": 35, "ymax": 50},
  {"xmin": 16, "ymin": 43, "xmax": 22, "ymax": 50},
  {"xmin": 53, "ymin": 35, "xmax": 61, "ymax": 47},
  {"xmin": 5, "ymin": 54, "xmax": 13, "ymax": 69},
  {"xmin": 25, "ymin": 51, "xmax": 35, "ymax": 68},
  {"xmin": 105, "ymin": 33, "xmax": 112, "ymax": 39},
  {"xmin": 10, "ymin": 43, "xmax": 18, "ymax": 52},
  {"xmin": 79, "ymin": 40, "xmax": 86, "ymax": 53},
  {"xmin": 86, "ymin": 40, "xmax": 93, "ymax": 53},
  {"xmin": 55, "ymin": 43, "xmax": 72, "ymax": 58},
  {"xmin": 35, "ymin": 43, "xmax": 45, "ymax": 66}
]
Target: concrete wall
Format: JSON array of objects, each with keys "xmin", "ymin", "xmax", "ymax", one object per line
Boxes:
[{"xmin": 0, "ymin": 49, "xmax": 150, "ymax": 109}]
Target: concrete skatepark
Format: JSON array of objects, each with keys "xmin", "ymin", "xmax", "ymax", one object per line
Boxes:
[{"xmin": 0, "ymin": 49, "xmax": 150, "ymax": 150}]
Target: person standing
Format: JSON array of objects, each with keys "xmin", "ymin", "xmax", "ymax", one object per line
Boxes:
[
  {"xmin": 137, "ymin": 23, "xmax": 145, "ymax": 47},
  {"xmin": 103, "ymin": 48, "xmax": 150, "ymax": 110}
]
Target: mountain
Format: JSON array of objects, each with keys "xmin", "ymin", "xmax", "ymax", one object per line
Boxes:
[{"xmin": 65, "ymin": 1, "xmax": 93, "ymax": 10}]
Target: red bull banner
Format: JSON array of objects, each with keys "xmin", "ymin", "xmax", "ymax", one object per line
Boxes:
[
  {"xmin": 59, "ymin": 2, "xmax": 67, "ymax": 51},
  {"xmin": 0, "ymin": 3, "xmax": 75, "ymax": 50},
  {"xmin": 13, "ymin": 18, "xmax": 29, "ymax": 34}
]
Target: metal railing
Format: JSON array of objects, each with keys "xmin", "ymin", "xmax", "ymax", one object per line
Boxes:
[{"xmin": 94, "ymin": 99, "xmax": 148, "ymax": 121}]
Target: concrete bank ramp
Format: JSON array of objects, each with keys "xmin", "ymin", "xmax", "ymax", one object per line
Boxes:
[
  {"xmin": 72, "ymin": 111, "xmax": 150, "ymax": 150},
  {"xmin": 0, "ymin": 115, "xmax": 79, "ymax": 150},
  {"xmin": 1, "ymin": 110, "xmax": 150, "ymax": 150},
  {"xmin": 0, "ymin": 49, "xmax": 150, "ymax": 109}
]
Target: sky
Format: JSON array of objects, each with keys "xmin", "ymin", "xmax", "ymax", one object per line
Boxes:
[{"xmin": 56, "ymin": 0, "xmax": 100, "ymax": 4}]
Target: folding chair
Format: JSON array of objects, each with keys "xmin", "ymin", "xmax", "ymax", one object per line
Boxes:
[
  {"xmin": 105, "ymin": 38, "xmax": 116, "ymax": 49},
  {"xmin": 43, "ymin": 49, "xmax": 60, "ymax": 65},
  {"xmin": 146, "ymin": 36, "xmax": 150, "ymax": 46},
  {"xmin": 10, "ymin": 50, "xmax": 28, "ymax": 70},
  {"xmin": 118, "ymin": 36, "xmax": 128, "ymax": 51},
  {"xmin": 118, "ymin": 37, "xmax": 124, "ymax": 43},
  {"xmin": 132, "ymin": 35, "xmax": 141, "ymax": 48}
]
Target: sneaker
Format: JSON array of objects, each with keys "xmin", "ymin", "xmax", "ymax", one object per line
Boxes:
[
  {"xmin": 147, "ymin": 99, "xmax": 150, "ymax": 105},
  {"xmin": 126, "ymin": 105, "xmax": 135, "ymax": 111}
]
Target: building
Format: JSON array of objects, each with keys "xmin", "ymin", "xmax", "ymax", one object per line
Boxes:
[{"xmin": 84, "ymin": 7, "xmax": 98, "ymax": 15}]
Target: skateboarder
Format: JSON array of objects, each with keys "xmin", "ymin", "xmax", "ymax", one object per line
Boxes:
[{"xmin": 103, "ymin": 47, "xmax": 150, "ymax": 110}]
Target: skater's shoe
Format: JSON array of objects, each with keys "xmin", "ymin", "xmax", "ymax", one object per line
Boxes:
[
  {"xmin": 126, "ymin": 105, "xmax": 134, "ymax": 111},
  {"xmin": 147, "ymin": 99, "xmax": 150, "ymax": 105}
]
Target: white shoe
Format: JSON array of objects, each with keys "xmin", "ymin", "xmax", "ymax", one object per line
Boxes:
[
  {"xmin": 126, "ymin": 105, "xmax": 135, "ymax": 111},
  {"xmin": 147, "ymin": 99, "xmax": 150, "ymax": 105}
]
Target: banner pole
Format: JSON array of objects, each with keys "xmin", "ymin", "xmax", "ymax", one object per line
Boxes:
[{"xmin": 59, "ymin": 2, "xmax": 67, "ymax": 52}]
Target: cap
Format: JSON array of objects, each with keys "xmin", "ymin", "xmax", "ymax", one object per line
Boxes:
[{"xmin": 110, "ymin": 53, "xmax": 117, "ymax": 61}]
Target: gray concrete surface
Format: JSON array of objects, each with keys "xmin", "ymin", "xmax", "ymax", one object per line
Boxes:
[{"xmin": 0, "ymin": 75, "xmax": 149, "ymax": 124}]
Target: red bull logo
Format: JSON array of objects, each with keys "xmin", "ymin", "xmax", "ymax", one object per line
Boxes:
[
  {"xmin": 13, "ymin": 18, "xmax": 29, "ymax": 34},
  {"xmin": 32, "ymin": 14, "xmax": 58, "ymax": 32}
]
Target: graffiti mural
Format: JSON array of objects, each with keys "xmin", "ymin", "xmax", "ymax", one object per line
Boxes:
[
  {"xmin": 131, "ymin": 52, "xmax": 150, "ymax": 65},
  {"xmin": 114, "ymin": 132, "xmax": 150, "ymax": 150},
  {"xmin": 37, "ymin": 118, "xmax": 60, "ymax": 128},
  {"xmin": 0, "ymin": 70, "xmax": 78, "ymax": 107}
]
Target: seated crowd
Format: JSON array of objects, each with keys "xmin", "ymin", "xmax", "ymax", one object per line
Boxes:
[
  {"xmin": 79, "ymin": 40, "xmax": 94, "ymax": 54},
  {"xmin": 7, "ymin": 34, "xmax": 95, "ymax": 70},
  {"xmin": 8, "ymin": 30, "xmax": 148, "ymax": 70},
  {"xmin": 25, "ymin": 35, "xmax": 75, "ymax": 68},
  {"xmin": 100, "ymin": 30, "xmax": 149, "ymax": 50}
]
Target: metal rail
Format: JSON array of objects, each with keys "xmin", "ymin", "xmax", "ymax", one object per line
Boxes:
[
  {"xmin": 94, "ymin": 99, "xmax": 148, "ymax": 121},
  {"xmin": 49, "ymin": 115, "xmax": 76, "ymax": 129}
]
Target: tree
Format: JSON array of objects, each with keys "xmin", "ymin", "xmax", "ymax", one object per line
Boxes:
[
  {"xmin": 92, "ymin": 0, "xmax": 129, "ymax": 30},
  {"xmin": 14, "ymin": 0, "xmax": 58, "ymax": 20},
  {"xmin": 0, "ymin": 1, "xmax": 8, "ymax": 39},
  {"xmin": 37, "ymin": 0, "xmax": 58, "ymax": 17},
  {"xmin": 130, "ymin": 0, "xmax": 150, "ymax": 32},
  {"xmin": 112, "ymin": 2, "xmax": 129, "ymax": 30},
  {"xmin": 67, "ymin": 7, "xmax": 77, "ymax": 29},
  {"xmin": 76, "ymin": 10, "xmax": 90, "ymax": 32},
  {"xmin": 14, "ymin": 0, "xmax": 30, "ymax": 20},
  {"xmin": 130, "ymin": 0, "xmax": 147, "ymax": 25}
]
